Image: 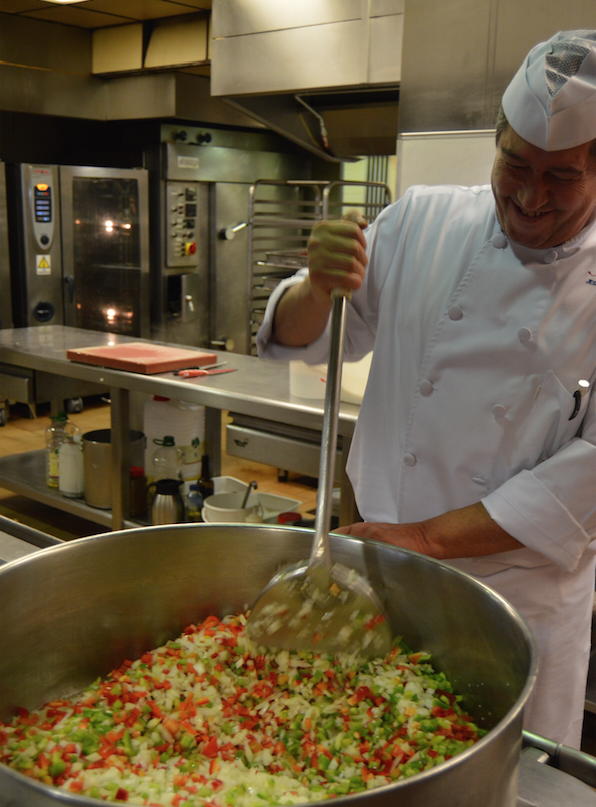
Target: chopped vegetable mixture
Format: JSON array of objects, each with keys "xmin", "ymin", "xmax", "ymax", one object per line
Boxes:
[{"xmin": 0, "ymin": 612, "xmax": 486, "ymax": 806}]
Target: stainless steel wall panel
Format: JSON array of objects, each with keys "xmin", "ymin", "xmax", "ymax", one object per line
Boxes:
[
  {"xmin": 369, "ymin": 13, "xmax": 402, "ymax": 84},
  {"xmin": 212, "ymin": 0, "xmax": 362, "ymax": 38},
  {"xmin": 399, "ymin": 0, "xmax": 596, "ymax": 133},
  {"xmin": 0, "ymin": 65, "xmax": 105, "ymax": 119},
  {"xmin": 399, "ymin": 0, "xmax": 493, "ymax": 132},
  {"xmin": 211, "ymin": 21, "xmax": 367, "ymax": 96},
  {"xmin": 165, "ymin": 143, "xmax": 311, "ymax": 185},
  {"xmin": 490, "ymin": 0, "xmax": 596, "ymax": 111},
  {"xmin": 0, "ymin": 12, "xmax": 91, "ymax": 75},
  {"xmin": 371, "ymin": 0, "xmax": 405, "ymax": 16}
]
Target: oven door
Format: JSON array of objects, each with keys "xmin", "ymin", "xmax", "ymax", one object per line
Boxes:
[{"xmin": 60, "ymin": 165, "xmax": 150, "ymax": 338}]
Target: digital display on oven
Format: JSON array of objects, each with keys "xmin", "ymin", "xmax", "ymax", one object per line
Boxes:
[{"xmin": 34, "ymin": 184, "xmax": 52, "ymax": 223}]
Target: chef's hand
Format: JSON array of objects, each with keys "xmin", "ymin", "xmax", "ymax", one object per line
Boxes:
[
  {"xmin": 335, "ymin": 502, "xmax": 524, "ymax": 560},
  {"xmin": 273, "ymin": 210, "xmax": 369, "ymax": 346},
  {"xmin": 307, "ymin": 210, "xmax": 369, "ymax": 304}
]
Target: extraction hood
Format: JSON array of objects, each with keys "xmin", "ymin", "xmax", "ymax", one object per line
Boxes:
[{"xmin": 222, "ymin": 87, "xmax": 399, "ymax": 162}]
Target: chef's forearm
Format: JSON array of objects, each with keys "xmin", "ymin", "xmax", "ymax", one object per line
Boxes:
[
  {"xmin": 338, "ymin": 501, "xmax": 524, "ymax": 559},
  {"xmin": 419, "ymin": 501, "xmax": 524, "ymax": 559},
  {"xmin": 272, "ymin": 279, "xmax": 332, "ymax": 346}
]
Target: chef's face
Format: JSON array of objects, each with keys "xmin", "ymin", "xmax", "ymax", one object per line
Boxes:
[{"xmin": 491, "ymin": 126, "xmax": 596, "ymax": 249}]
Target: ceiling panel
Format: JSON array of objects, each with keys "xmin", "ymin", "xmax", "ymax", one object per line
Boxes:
[
  {"xmin": 81, "ymin": 0, "xmax": 207, "ymax": 22},
  {"xmin": 0, "ymin": 0, "xmax": 212, "ymax": 26},
  {"xmin": 0, "ymin": 0, "xmax": 48, "ymax": 11},
  {"xmin": 168, "ymin": 0, "xmax": 211, "ymax": 9},
  {"xmin": 22, "ymin": 7, "xmax": 135, "ymax": 27}
]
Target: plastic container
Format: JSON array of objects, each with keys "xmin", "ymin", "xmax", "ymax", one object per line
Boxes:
[
  {"xmin": 151, "ymin": 436, "xmax": 184, "ymax": 482},
  {"xmin": 289, "ymin": 354, "xmax": 373, "ymax": 405},
  {"xmin": 58, "ymin": 437, "xmax": 84, "ymax": 498},
  {"xmin": 45, "ymin": 412, "xmax": 80, "ymax": 488},
  {"xmin": 143, "ymin": 396, "xmax": 205, "ymax": 488}
]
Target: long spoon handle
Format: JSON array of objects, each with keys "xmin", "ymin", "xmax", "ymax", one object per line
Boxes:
[{"xmin": 309, "ymin": 287, "xmax": 351, "ymax": 569}]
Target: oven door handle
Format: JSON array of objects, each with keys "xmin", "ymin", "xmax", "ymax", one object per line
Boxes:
[{"xmin": 64, "ymin": 275, "xmax": 75, "ymax": 304}]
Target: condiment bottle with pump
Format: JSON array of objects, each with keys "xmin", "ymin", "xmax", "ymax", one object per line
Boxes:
[
  {"xmin": 45, "ymin": 411, "xmax": 81, "ymax": 488},
  {"xmin": 151, "ymin": 436, "xmax": 183, "ymax": 482}
]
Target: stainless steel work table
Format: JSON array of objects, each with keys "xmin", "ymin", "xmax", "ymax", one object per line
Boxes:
[{"xmin": 0, "ymin": 326, "xmax": 360, "ymax": 530}]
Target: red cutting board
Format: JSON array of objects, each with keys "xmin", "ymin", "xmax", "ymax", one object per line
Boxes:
[{"xmin": 66, "ymin": 343, "xmax": 218, "ymax": 374}]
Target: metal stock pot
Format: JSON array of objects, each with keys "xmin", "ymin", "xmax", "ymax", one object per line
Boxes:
[{"xmin": 0, "ymin": 524, "xmax": 537, "ymax": 807}]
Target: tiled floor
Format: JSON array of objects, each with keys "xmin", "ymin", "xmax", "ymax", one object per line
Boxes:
[{"xmin": 0, "ymin": 396, "xmax": 319, "ymax": 540}]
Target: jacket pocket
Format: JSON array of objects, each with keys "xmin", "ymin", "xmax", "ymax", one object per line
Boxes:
[{"xmin": 521, "ymin": 370, "xmax": 589, "ymax": 462}]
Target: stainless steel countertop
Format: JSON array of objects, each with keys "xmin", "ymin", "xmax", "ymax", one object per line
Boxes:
[{"xmin": 0, "ymin": 326, "xmax": 360, "ymax": 436}]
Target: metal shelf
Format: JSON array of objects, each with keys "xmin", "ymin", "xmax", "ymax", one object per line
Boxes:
[{"xmin": 0, "ymin": 450, "xmax": 141, "ymax": 530}]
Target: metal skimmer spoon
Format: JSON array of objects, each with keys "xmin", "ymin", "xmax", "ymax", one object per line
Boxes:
[{"xmin": 246, "ymin": 289, "xmax": 392, "ymax": 659}]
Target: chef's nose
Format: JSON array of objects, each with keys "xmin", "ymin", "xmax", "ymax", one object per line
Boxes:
[{"xmin": 517, "ymin": 176, "xmax": 548, "ymax": 212}]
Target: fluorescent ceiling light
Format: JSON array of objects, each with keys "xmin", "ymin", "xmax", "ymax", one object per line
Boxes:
[{"xmin": 42, "ymin": 1, "xmax": 87, "ymax": 5}]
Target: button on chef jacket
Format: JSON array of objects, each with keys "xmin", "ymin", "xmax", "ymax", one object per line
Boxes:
[{"xmin": 257, "ymin": 184, "xmax": 596, "ymax": 747}]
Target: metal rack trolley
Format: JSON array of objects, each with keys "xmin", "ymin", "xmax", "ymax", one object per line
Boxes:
[{"xmin": 247, "ymin": 179, "xmax": 392, "ymax": 355}]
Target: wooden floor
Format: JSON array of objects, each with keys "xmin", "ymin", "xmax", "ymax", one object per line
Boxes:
[{"xmin": 0, "ymin": 396, "xmax": 319, "ymax": 541}]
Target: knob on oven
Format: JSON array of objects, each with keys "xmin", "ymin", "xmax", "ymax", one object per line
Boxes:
[{"xmin": 32, "ymin": 302, "xmax": 55, "ymax": 322}]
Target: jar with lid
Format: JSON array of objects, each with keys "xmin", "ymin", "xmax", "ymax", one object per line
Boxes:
[
  {"xmin": 186, "ymin": 484, "xmax": 204, "ymax": 522},
  {"xmin": 58, "ymin": 436, "xmax": 84, "ymax": 498},
  {"xmin": 45, "ymin": 412, "xmax": 81, "ymax": 488},
  {"xmin": 151, "ymin": 436, "xmax": 184, "ymax": 482}
]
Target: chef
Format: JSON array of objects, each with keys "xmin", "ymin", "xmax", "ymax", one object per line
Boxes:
[{"xmin": 256, "ymin": 30, "xmax": 596, "ymax": 749}]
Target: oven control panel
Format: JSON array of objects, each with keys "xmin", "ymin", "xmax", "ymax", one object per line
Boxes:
[
  {"xmin": 28, "ymin": 166, "xmax": 56, "ymax": 252},
  {"xmin": 166, "ymin": 181, "xmax": 199, "ymax": 267}
]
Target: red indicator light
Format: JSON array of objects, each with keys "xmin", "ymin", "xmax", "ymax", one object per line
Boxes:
[{"xmin": 36, "ymin": 183, "xmax": 49, "ymax": 191}]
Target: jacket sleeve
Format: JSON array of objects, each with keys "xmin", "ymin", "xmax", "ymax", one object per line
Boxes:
[{"xmin": 481, "ymin": 394, "xmax": 596, "ymax": 572}]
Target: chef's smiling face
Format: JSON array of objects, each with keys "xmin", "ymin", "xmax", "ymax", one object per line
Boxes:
[{"xmin": 491, "ymin": 126, "xmax": 596, "ymax": 249}]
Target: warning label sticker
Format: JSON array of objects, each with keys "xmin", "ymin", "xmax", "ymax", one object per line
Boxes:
[{"xmin": 36, "ymin": 255, "xmax": 51, "ymax": 275}]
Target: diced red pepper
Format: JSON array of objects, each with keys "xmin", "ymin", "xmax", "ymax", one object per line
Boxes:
[{"xmin": 202, "ymin": 736, "xmax": 218, "ymax": 758}]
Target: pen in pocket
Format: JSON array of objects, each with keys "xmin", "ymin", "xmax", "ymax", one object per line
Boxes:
[{"xmin": 569, "ymin": 379, "xmax": 590, "ymax": 421}]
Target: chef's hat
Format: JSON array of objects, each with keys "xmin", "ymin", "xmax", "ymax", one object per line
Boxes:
[{"xmin": 502, "ymin": 30, "xmax": 596, "ymax": 151}]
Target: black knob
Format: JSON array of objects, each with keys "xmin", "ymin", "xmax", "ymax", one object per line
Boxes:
[
  {"xmin": 175, "ymin": 130, "xmax": 188, "ymax": 142},
  {"xmin": 32, "ymin": 301, "xmax": 55, "ymax": 322},
  {"xmin": 40, "ymin": 235, "xmax": 50, "ymax": 246},
  {"xmin": 197, "ymin": 133, "xmax": 212, "ymax": 145}
]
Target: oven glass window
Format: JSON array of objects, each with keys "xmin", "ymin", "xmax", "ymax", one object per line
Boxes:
[{"xmin": 72, "ymin": 178, "xmax": 141, "ymax": 335}]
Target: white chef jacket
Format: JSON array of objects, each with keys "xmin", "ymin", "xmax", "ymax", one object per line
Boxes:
[{"xmin": 257, "ymin": 184, "xmax": 596, "ymax": 747}]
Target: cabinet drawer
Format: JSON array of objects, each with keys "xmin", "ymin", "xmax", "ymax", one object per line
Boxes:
[{"xmin": 226, "ymin": 423, "xmax": 341, "ymax": 481}]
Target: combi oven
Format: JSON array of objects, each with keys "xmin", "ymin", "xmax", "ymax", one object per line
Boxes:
[{"xmin": 6, "ymin": 163, "xmax": 150, "ymax": 337}]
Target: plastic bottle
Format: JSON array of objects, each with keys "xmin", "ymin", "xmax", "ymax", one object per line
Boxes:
[
  {"xmin": 186, "ymin": 484, "xmax": 204, "ymax": 522},
  {"xmin": 197, "ymin": 454, "xmax": 214, "ymax": 500},
  {"xmin": 45, "ymin": 412, "xmax": 81, "ymax": 488},
  {"xmin": 58, "ymin": 436, "xmax": 84, "ymax": 498},
  {"xmin": 151, "ymin": 436, "xmax": 184, "ymax": 482}
]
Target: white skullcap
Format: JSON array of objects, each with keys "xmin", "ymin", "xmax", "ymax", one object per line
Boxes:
[{"xmin": 502, "ymin": 30, "xmax": 596, "ymax": 151}]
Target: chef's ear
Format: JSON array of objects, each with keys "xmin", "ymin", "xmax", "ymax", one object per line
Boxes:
[{"xmin": 341, "ymin": 209, "xmax": 369, "ymax": 229}]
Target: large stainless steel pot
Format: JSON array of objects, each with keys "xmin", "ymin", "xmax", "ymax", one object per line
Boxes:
[{"xmin": 0, "ymin": 524, "xmax": 537, "ymax": 807}]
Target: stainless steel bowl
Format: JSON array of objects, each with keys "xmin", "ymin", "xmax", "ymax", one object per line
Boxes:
[{"xmin": 0, "ymin": 524, "xmax": 537, "ymax": 807}]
